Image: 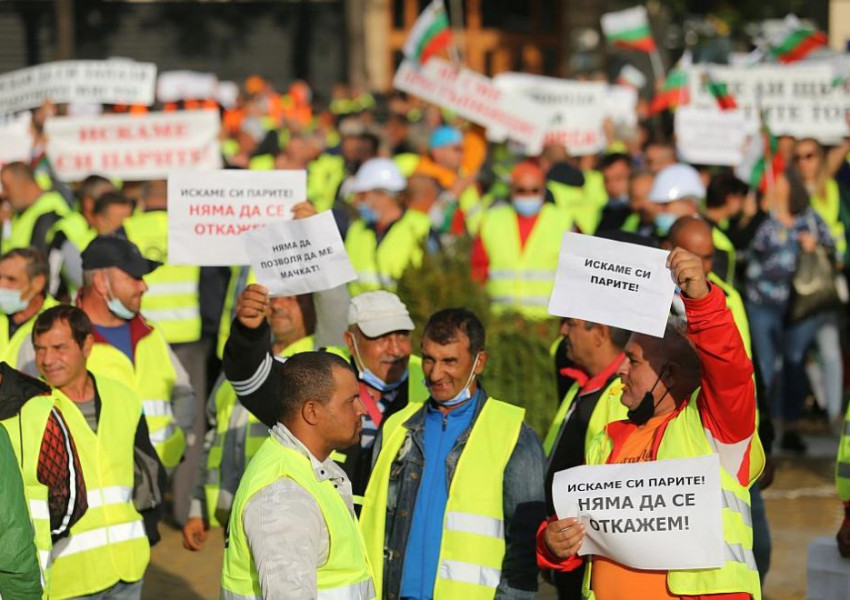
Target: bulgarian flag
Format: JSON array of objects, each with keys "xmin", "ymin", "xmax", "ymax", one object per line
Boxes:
[
  {"xmin": 702, "ymin": 72, "xmax": 737, "ymax": 111},
  {"xmin": 616, "ymin": 64, "xmax": 647, "ymax": 89},
  {"xmin": 768, "ymin": 15, "xmax": 828, "ymax": 64},
  {"xmin": 601, "ymin": 6, "xmax": 657, "ymax": 53},
  {"xmin": 403, "ymin": 0, "xmax": 453, "ymax": 64},
  {"xmin": 736, "ymin": 113, "xmax": 785, "ymax": 193},
  {"xmin": 649, "ymin": 60, "xmax": 690, "ymax": 115}
]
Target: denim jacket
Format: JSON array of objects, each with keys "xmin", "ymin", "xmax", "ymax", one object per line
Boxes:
[{"xmin": 370, "ymin": 388, "xmax": 546, "ymax": 600}]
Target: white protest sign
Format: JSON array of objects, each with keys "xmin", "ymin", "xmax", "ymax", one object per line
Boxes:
[
  {"xmin": 157, "ymin": 70, "xmax": 219, "ymax": 102},
  {"xmin": 168, "ymin": 170, "xmax": 305, "ymax": 266},
  {"xmin": 548, "ymin": 232, "xmax": 675, "ymax": 337},
  {"xmin": 0, "ymin": 60, "xmax": 156, "ymax": 115},
  {"xmin": 0, "ymin": 112, "xmax": 32, "ymax": 165},
  {"xmin": 605, "ymin": 84, "xmax": 639, "ymax": 129},
  {"xmin": 491, "ymin": 73, "xmax": 607, "ymax": 156},
  {"xmin": 674, "ymin": 105, "xmax": 747, "ymax": 166},
  {"xmin": 687, "ymin": 64, "xmax": 850, "ymax": 142},
  {"xmin": 243, "ymin": 211, "xmax": 356, "ymax": 296},
  {"xmin": 393, "ymin": 58, "xmax": 548, "ymax": 153},
  {"xmin": 552, "ymin": 455, "xmax": 724, "ymax": 570},
  {"xmin": 45, "ymin": 109, "xmax": 221, "ymax": 181}
]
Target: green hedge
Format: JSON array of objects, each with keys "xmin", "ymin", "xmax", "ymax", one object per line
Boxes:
[{"xmin": 396, "ymin": 240, "xmax": 561, "ymax": 437}]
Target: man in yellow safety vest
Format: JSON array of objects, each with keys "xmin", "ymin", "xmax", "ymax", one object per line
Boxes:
[
  {"xmin": 0, "ymin": 162, "xmax": 70, "ymax": 255},
  {"xmin": 78, "ymin": 236, "xmax": 196, "ymax": 472},
  {"xmin": 359, "ymin": 308, "xmax": 546, "ymax": 600},
  {"xmin": 220, "ymin": 351, "xmax": 374, "ymax": 599},
  {"xmin": 33, "ymin": 305, "xmax": 166, "ymax": 600},
  {"xmin": 0, "ymin": 248, "xmax": 57, "ymax": 373}
]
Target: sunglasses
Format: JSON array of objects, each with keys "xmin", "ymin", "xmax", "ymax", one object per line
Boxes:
[
  {"xmin": 794, "ymin": 152, "xmax": 817, "ymax": 162},
  {"xmin": 514, "ymin": 187, "xmax": 542, "ymax": 194}
]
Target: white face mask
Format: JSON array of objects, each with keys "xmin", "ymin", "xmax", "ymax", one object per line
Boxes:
[
  {"xmin": 428, "ymin": 353, "xmax": 481, "ymax": 407},
  {"xmin": 351, "ymin": 337, "xmax": 408, "ymax": 393},
  {"xmin": 0, "ymin": 287, "xmax": 28, "ymax": 315}
]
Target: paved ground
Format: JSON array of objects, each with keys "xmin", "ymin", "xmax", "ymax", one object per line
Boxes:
[{"xmin": 142, "ymin": 430, "xmax": 844, "ymax": 600}]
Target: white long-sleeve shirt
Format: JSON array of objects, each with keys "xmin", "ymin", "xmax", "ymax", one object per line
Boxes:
[{"xmin": 241, "ymin": 423, "xmax": 354, "ymax": 600}]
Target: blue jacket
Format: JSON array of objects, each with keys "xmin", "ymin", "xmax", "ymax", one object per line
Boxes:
[{"xmin": 371, "ymin": 387, "xmax": 546, "ymax": 600}]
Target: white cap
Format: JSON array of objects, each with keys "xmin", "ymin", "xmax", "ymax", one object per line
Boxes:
[
  {"xmin": 351, "ymin": 158, "xmax": 407, "ymax": 194},
  {"xmin": 348, "ymin": 291, "xmax": 415, "ymax": 337},
  {"xmin": 649, "ymin": 164, "xmax": 705, "ymax": 204}
]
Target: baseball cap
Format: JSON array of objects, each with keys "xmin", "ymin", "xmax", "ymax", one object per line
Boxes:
[
  {"xmin": 348, "ymin": 291, "xmax": 415, "ymax": 338},
  {"xmin": 81, "ymin": 235, "xmax": 161, "ymax": 279},
  {"xmin": 429, "ymin": 126, "xmax": 463, "ymax": 150}
]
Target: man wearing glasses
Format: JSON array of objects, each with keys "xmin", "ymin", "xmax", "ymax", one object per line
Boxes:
[{"xmin": 472, "ymin": 161, "xmax": 573, "ymax": 320}]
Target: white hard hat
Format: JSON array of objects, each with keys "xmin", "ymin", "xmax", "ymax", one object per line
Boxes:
[
  {"xmin": 649, "ymin": 164, "xmax": 705, "ymax": 204},
  {"xmin": 351, "ymin": 158, "xmax": 407, "ymax": 193}
]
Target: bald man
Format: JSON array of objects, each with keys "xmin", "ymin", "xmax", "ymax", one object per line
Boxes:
[
  {"xmin": 666, "ymin": 216, "xmax": 750, "ymax": 353},
  {"xmin": 472, "ymin": 161, "xmax": 572, "ymax": 319}
]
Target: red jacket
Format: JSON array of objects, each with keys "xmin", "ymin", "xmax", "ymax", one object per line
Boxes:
[{"xmin": 537, "ymin": 283, "xmax": 757, "ymax": 600}]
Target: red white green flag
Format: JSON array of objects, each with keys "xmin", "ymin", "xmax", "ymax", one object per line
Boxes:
[
  {"xmin": 702, "ymin": 72, "xmax": 737, "ymax": 111},
  {"xmin": 768, "ymin": 15, "xmax": 828, "ymax": 64},
  {"xmin": 403, "ymin": 0, "xmax": 453, "ymax": 64},
  {"xmin": 601, "ymin": 6, "xmax": 657, "ymax": 53}
]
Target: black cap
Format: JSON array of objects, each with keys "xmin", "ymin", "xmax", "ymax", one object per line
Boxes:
[{"xmin": 81, "ymin": 235, "xmax": 161, "ymax": 279}]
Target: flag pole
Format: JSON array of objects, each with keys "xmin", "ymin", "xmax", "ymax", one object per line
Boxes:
[
  {"xmin": 448, "ymin": 0, "xmax": 465, "ymax": 65},
  {"xmin": 649, "ymin": 47, "xmax": 665, "ymax": 83}
]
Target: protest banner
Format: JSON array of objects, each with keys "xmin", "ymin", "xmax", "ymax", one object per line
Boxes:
[
  {"xmin": 45, "ymin": 109, "xmax": 221, "ymax": 181},
  {"xmin": 0, "ymin": 112, "xmax": 32, "ymax": 166},
  {"xmin": 547, "ymin": 232, "xmax": 676, "ymax": 337},
  {"xmin": 168, "ymin": 170, "xmax": 305, "ymax": 266},
  {"xmin": 675, "ymin": 105, "xmax": 747, "ymax": 166},
  {"xmin": 242, "ymin": 211, "xmax": 357, "ymax": 296},
  {"xmin": 687, "ymin": 64, "xmax": 850, "ymax": 142},
  {"xmin": 393, "ymin": 58, "xmax": 548, "ymax": 153},
  {"xmin": 491, "ymin": 73, "xmax": 608, "ymax": 156},
  {"xmin": 0, "ymin": 60, "xmax": 156, "ymax": 115},
  {"xmin": 157, "ymin": 70, "xmax": 219, "ymax": 103},
  {"xmin": 552, "ymin": 454, "xmax": 724, "ymax": 570},
  {"xmin": 605, "ymin": 84, "xmax": 639, "ymax": 129}
]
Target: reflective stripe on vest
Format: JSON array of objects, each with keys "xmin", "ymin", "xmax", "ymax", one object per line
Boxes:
[
  {"xmin": 344, "ymin": 211, "xmax": 430, "ymax": 296},
  {"xmin": 124, "ymin": 211, "xmax": 201, "ymax": 344},
  {"xmin": 479, "ymin": 203, "xmax": 570, "ymax": 319},
  {"xmin": 359, "ymin": 398, "xmax": 524, "ymax": 600},
  {"xmin": 52, "ymin": 521, "xmax": 147, "ymax": 559},
  {"xmin": 221, "ymin": 439, "xmax": 374, "ymax": 599}
]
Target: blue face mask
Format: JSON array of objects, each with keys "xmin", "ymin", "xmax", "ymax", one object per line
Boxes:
[
  {"xmin": 0, "ymin": 287, "xmax": 28, "ymax": 315},
  {"xmin": 427, "ymin": 353, "xmax": 481, "ymax": 407},
  {"xmin": 357, "ymin": 203, "xmax": 378, "ymax": 225},
  {"xmin": 105, "ymin": 278, "xmax": 136, "ymax": 320},
  {"xmin": 655, "ymin": 212, "xmax": 677, "ymax": 236},
  {"xmin": 352, "ymin": 338, "xmax": 408, "ymax": 393},
  {"xmin": 513, "ymin": 196, "xmax": 544, "ymax": 217}
]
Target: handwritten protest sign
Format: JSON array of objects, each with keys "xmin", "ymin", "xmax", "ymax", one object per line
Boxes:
[
  {"xmin": 675, "ymin": 105, "xmax": 747, "ymax": 166},
  {"xmin": 45, "ymin": 109, "xmax": 221, "ymax": 181},
  {"xmin": 548, "ymin": 232, "xmax": 675, "ymax": 337},
  {"xmin": 687, "ymin": 64, "xmax": 850, "ymax": 142},
  {"xmin": 242, "ymin": 211, "xmax": 356, "ymax": 296},
  {"xmin": 491, "ymin": 73, "xmax": 608, "ymax": 156},
  {"xmin": 0, "ymin": 60, "xmax": 156, "ymax": 115},
  {"xmin": 552, "ymin": 455, "xmax": 724, "ymax": 570},
  {"xmin": 393, "ymin": 58, "xmax": 548, "ymax": 153},
  {"xmin": 168, "ymin": 170, "xmax": 305, "ymax": 266}
]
